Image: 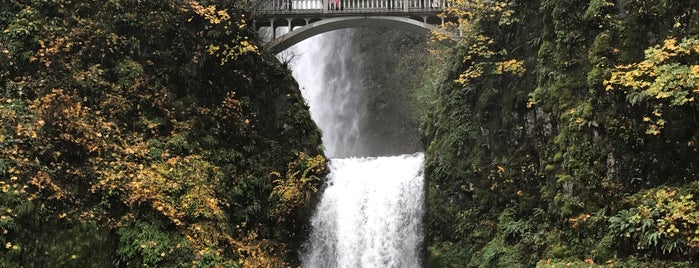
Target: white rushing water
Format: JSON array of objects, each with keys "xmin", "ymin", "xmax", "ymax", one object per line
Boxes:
[
  {"xmin": 303, "ymin": 154, "xmax": 425, "ymax": 267},
  {"xmin": 285, "ymin": 29, "xmax": 424, "ymax": 267},
  {"xmin": 289, "ymin": 30, "xmax": 367, "ymax": 158}
]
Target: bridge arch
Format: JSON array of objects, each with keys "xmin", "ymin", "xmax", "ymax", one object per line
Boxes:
[{"xmin": 261, "ymin": 16, "xmax": 442, "ymax": 54}]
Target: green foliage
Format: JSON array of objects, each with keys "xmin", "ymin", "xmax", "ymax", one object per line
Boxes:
[
  {"xmin": 441, "ymin": 0, "xmax": 524, "ymax": 86},
  {"xmin": 0, "ymin": 0, "xmax": 324, "ymax": 266},
  {"xmin": 583, "ymin": 0, "xmax": 615, "ymax": 22},
  {"xmin": 423, "ymin": 0, "xmax": 699, "ymax": 266},
  {"xmin": 426, "ymin": 240, "xmax": 471, "ymax": 267},
  {"xmin": 538, "ymin": 257, "xmax": 695, "ymax": 268},
  {"xmin": 605, "ymin": 37, "xmax": 699, "ymax": 134},
  {"xmin": 271, "ymin": 152, "xmax": 325, "ymax": 218},
  {"xmin": 147, "ymin": 138, "xmax": 164, "ymax": 160},
  {"xmin": 117, "ymin": 219, "xmax": 189, "ymax": 267},
  {"xmin": 469, "ymin": 235, "xmax": 526, "ymax": 268},
  {"xmin": 609, "ymin": 186, "xmax": 699, "ymax": 256}
]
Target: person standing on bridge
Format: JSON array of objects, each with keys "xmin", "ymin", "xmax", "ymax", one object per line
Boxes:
[{"xmin": 330, "ymin": 0, "xmax": 340, "ymax": 10}]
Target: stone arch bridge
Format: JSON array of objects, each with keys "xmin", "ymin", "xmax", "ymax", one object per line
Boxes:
[{"xmin": 251, "ymin": 0, "xmax": 453, "ymax": 53}]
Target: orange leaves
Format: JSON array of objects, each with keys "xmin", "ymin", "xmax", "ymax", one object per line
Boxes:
[
  {"xmin": 29, "ymin": 171, "xmax": 65, "ymax": 200},
  {"xmin": 568, "ymin": 213, "xmax": 591, "ymax": 228},
  {"xmin": 34, "ymin": 36, "xmax": 74, "ymax": 68},
  {"xmin": 221, "ymin": 90, "xmax": 242, "ymax": 114},
  {"xmin": 497, "ymin": 165, "xmax": 505, "ymax": 174}
]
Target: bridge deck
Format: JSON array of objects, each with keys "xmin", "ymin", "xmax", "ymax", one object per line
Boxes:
[
  {"xmin": 252, "ymin": 0, "xmax": 447, "ymax": 18},
  {"xmin": 251, "ymin": 0, "xmax": 452, "ymax": 53}
]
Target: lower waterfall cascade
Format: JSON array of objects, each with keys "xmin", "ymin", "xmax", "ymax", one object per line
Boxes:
[{"xmin": 302, "ymin": 154, "xmax": 425, "ymax": 267}]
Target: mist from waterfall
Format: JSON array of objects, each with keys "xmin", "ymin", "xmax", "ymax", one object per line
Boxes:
[{"xmin": 286, "ymin": 29, "xmax": 424, "ymax": 268}]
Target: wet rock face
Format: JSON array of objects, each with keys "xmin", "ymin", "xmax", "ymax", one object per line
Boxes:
[{"xmin": 351, "ymin": 28, "xmax": 426, "ymax": 157}]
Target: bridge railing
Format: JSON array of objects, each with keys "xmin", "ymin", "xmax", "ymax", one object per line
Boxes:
[{"xmin": 253, "ymin": 0, "xmax": 448, "ymax": 14}]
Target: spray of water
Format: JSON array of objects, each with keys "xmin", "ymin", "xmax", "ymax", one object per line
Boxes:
[{"xmin": 285, "ymin": 29, "xmax": 424, "ymax": 267}]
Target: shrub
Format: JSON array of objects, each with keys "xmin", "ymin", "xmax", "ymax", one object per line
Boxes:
[{"xmin": 609, "ymin": 186, "xmax": 699, "ymax": 256}]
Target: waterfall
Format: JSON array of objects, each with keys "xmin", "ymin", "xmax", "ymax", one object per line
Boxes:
[
  {"xmin": 302, "ymin": 154, "xmax": 425, "ymax": 267},
  {"xmin": 289, "ymin": 30, "xmax": 367, "ymax": 158},
  {"xmin": 287, "ymin": 29, "xmax": 424, "ymax": 267}
]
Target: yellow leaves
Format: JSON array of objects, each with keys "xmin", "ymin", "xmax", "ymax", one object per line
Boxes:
[
  {"xmin": 454, "ymin": 65, "xmax": 484, "ymax": 85},
  {"xmin": 207, "ymin": 44, "xmax": 220, "ymax": 55},
  {"xmin": 33, "ymin": 36, "xmax": 74, "ymax": 68},
  {"xmin": 187, "ymin": 0, "xmax": 259, "ymax": 66},
  {"xmin": 216, "ymin": 9, "xmax": 231, "ymax": 22},
  {"xmin": 215, "ymin": 40, "xmax": 259, "ymax": 66},
  {"xmin": 454, "ymin": 58, "xmax": 525, "ymax": 85},
  {"xmin": 271, "ymin": 153, "xmax": 326, "ymax": 217},
  {"xmin": 443, "ymin": 2, "xmax": 525, "ymax": 87},
  {"xmin": 30, "ymin": 171, "xmax": 66, "ymax": 200},
  {"xmin": 442, "ymin": 0, "xmax": 515, "ymax": 28},
  {"xmin": 494, "ymin": 59, "xmax": 525, "ymax": 76},
  {"xmin": 605, "ymin": 37, "xmax": 699, "ymax": 134},
  {"xmin": 652, "ymin": 109, "xmax": 662, "ymax": 117},
  {"xmin": 29, "ymin": 89, "xmax": 113, "ymax": 153},
  {"xmin": 110, "ymin": 155, "xmax": 225, "ymax": 228},
  {"xmin": 691, "ymin": 65, "xmax": 699, "ymax": 77},
  {"xmin": 188, "ymin": 2, "xmax": 230, "ymax": 25},
  {"xmin": 237, "ymin": 19, "xmax": 247, "ymax": 30},
  {"xmin": 237, "ymin": 40, "xmax": 256, "ymax": 54}
]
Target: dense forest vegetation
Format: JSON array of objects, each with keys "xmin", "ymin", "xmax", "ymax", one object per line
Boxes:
[
  {"xmin": 0, "ymin": 0, "xmax": 326, "ymax": 266},
  {"xmin": 421, "ymin": 0, "xmax": 699, "ymax": 266}
]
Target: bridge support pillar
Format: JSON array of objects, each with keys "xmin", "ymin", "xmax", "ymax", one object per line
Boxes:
[{"xmin": 270, "ymin": 18, "xmax": 276, "ymax": 39}]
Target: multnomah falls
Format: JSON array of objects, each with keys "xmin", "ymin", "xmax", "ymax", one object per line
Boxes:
[
  {"xmin": 286, "ymin": 30, "xmax": 425, "ymax": 267},
  {"xmin": 3, "ymin": 2, "xmax": 698, "ymax": 267}
]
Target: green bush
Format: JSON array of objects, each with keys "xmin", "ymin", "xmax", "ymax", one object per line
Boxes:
[{"xmin": 609, "ymin": 186, "xmax": 699, "ymax": 256}]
